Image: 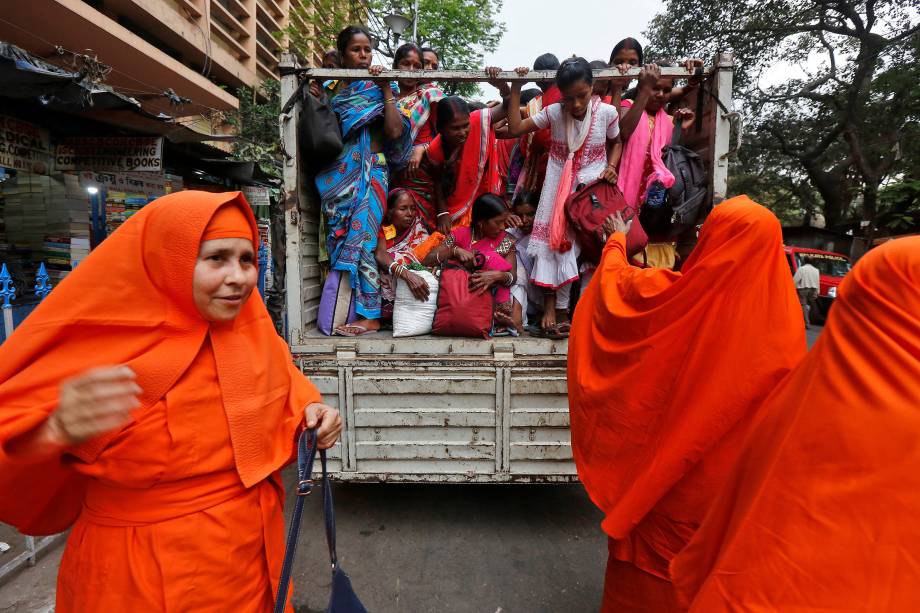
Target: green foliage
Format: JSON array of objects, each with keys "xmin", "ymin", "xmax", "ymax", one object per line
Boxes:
[
  {"xmin": 227, "ymin": 79, "xmax": 282, "ymax": 178},
  {"xmin": 281, "ymin": 0, "xmax": 505, "ymax": 98},
  {"xmin": 646, "ymin": 0, "xmax": 920, "ymax": 234},
  {"xmin": 878, "ymin": 178, "xmax": 920, "ymax": 231}
]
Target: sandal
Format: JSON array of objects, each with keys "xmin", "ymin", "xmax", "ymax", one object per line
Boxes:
[{"xmin": 333, "ymin": 324, "xmax": 379, "ymax": 337}]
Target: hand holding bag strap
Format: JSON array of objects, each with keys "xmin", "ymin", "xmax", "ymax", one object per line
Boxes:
[{"xmin": 273, "ymin": 429, "xmax": 337, "ymax": 613}]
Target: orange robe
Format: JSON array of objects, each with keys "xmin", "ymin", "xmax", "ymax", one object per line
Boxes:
[
  {"xmin": 568, "ymin": 196, "xmax": 806, "ymax": 611},
  {"xmin": 0, "ymin": 192, "xmax": 321, "ymax": 612},
  {"xmin": 671, "ymin": 236, "xmax": 920, "ymax": 611}
]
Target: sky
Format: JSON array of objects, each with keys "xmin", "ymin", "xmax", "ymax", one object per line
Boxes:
[{"xmin": 477, "ymin": 0, "xmax": 665, "ymax": 99}]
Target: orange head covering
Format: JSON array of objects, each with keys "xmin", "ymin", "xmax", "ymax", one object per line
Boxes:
[
  {"xmin": 201, "ymin": 202, "xmax": 254, "ymax": 242},
  {"xmin": 0, "ymin": 191, "xmax": 318, "ymax": 535},
  {"xmin": 568, "ymin": 195, "xmax": 807, "ymax": 577},
  {"xmin": 672, "ymin": 236, "xmax": 920, "ymax": 611}
]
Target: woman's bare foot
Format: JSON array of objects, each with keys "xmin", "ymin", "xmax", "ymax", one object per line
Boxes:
[{"xmin": 334, "ymin": 318, "xmax": 381, "ymax": 336}]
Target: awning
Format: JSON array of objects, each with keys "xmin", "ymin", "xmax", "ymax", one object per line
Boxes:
[{"xmin": 0, "ymin": 41, "xmax": 236, "ymax": 144}]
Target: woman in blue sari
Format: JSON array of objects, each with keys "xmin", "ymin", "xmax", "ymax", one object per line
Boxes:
[{"xmin": 315, "ymin": 25, "xmax": 412, "ymax": 336}]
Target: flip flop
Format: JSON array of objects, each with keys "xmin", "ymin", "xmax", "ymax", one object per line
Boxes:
[
  {"xmin": 555, "ymin": 322, "xmax": 572, "ymax": 335},
  {"xmin": 531, "ymin": 325, "xmax": 567, "ymax": 340},
  {"xmin": 333, "ymin": 324, "xmax": 379, "ymax": 337}
]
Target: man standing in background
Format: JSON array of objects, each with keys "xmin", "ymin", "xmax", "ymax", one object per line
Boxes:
[{"xmin": 794, "ymin": 257, "xmax": 821, "ymax": 328}]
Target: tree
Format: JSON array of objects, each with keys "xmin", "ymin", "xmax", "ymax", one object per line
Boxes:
[
  {"xmin": 227, "ymin": 79, "xmax": 283, "ymax": 177},
  {"xmin": 282, "ymin": 0, "xmax": 505, "ymax": 97},
  {"xmin": 227, "ymin": 79, "xmax": 286, "ymax": 330},
  {"xmin": 646, "ymin": 0, "xmax": 920, "ymax": 236}
]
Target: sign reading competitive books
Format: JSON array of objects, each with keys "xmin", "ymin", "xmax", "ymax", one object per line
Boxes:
[
  {"xmin": 0, "ymin": 114, "xmax": 52, "ymax": 174},
  {"xmin": 55, "ymin": 137, "xmax": 164, "ymax": 172}
]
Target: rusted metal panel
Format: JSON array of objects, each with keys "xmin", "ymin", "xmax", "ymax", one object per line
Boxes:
[
  {"xmin": 510, "ymin": 443, "xmax": 573, "ymax": 461},
  {"xmin": 510, "ymin": 411, "xmax": 570, "ymax": 428},
  {"xmin": 355, "ymin": 409, "xmax": 495, "ymax": 428},
  {"xmin": 506, "ymin": 461, "xmax": 578, "ymax": 477},
  {"xmin": 508, "ymin": 369, "xmax": 573, "ymax": 475},
  {"xmin": 351, "ymin": 374, "xmax": 495, "ymax": 395},
  {"xmin": 349, "ymin": 461, "xmax": 502, "ymax": 478},
  {"xmin": 356, "ymin": 441, "xmax": 496, "ymax": 460}
]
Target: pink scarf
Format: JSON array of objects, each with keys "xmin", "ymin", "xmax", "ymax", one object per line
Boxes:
[
  {"xmin": 549, "ymin": 98, "xmax": 598, "ymax": 252},
  {"xmin": 616, "ymin": 101, "xmax": 675, "ymax": 208}
]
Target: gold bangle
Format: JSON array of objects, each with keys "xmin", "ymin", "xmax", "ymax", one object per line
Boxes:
[{"xmin": 384, "ymin": 97, "xmax": 396, "ymax": 104}]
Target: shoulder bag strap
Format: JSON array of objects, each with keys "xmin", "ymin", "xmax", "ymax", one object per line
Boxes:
[
  {"xmin": 670, "ymin": 119, "xmax": 683, "ymax": 147},
  {"xmin": 273, "ymin": 429, "xmax": 336, "ymax": 613}
]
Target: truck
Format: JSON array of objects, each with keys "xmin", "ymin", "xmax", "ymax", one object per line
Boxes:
[
  {"xmin": 784, "ymin": 245, "xmax": 852, "ymax": 323},
  {"xmin": 278, "ymin": 56, "xmax": 737, "ymax": 483}
]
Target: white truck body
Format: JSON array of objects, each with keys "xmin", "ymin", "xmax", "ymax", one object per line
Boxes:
[{"xmin": 279, "ymin": 58, "xmax": 735, "ymax": 482}]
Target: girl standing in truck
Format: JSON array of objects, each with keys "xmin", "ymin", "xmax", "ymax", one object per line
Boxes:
[
  {"xmin": 505, "ymin": 58, "xmax": 622, "ymax": 337},
  {"xmin": 315, "ymin": 25, "xmax": 413, "ymax": 337}
]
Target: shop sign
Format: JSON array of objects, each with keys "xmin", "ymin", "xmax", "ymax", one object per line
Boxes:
[
  {"xmin": 56, "ymin": 137, "xmax": 163, "ymax": 172},
  {"xmin": 78, "ymin": 171, "xmax": 167, "ymax": 196},
  {"xmin": 0, "ymin": 114, "xmax": 52, "ymax": 174},
  {"xmin": 242, "ymin": 184, "xmax": 271, "ymax": 208}
]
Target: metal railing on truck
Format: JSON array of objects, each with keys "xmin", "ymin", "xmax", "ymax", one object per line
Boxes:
[{"xmin": 278, "ymin": 55, "xmax": 736, "ymax": 342}]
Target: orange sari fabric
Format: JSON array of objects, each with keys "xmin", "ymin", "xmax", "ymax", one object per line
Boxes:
[
  {"xmin": 0, "ymin": 191, "xmax": 320, "ymax": 612},
  {"xmin": 568, "ymin": 197, "xmax": 806, "ymax": 590},
  {"xmin": 671, "ymin": 236, "xmax": 920, "ymax": 612}
]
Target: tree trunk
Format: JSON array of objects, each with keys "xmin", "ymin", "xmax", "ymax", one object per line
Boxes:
[{"xmin": 862, "ymin": 182, "xmax": 880, "ymax": 242}]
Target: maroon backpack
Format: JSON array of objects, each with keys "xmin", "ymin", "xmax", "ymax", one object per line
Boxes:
[
  {"xmin": 431, "ymin": 256, "xmax": 494, "ymax": 339},
  {"xmin": 565, "ymin": 179, "xmax": 648, "ymax": 264}
]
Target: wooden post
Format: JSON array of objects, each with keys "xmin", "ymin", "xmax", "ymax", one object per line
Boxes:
[
  {"xmin": 711, "ymin": 53, "xmax": 735, "ymax": 202},
  {"xmin": 280, "ymin": 52, "xmax": 303, "ymax": 346}
]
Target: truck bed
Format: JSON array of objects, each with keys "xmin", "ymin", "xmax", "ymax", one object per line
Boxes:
[{"xmin": 292, "ymin": 330, "xmax": 575, "ymax": 483}]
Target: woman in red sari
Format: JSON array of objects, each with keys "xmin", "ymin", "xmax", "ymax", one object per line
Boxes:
[{"xmin": 426, "ymin": 92, "xmax": 508, "ymax": 235}]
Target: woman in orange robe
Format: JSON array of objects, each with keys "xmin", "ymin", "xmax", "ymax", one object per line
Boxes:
[
  {"xmin": 568, "ymin": 196, "xmax": 807, "ymax": 611},
  {"xmin": 0, "ymin": 191, "xmax": 341, "ymax": 612},
  {"xmin": 671, "ymin": 236, "xmax": 920, "ymax": 611}
]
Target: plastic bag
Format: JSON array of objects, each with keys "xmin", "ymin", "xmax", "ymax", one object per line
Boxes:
[{"xmin": 393, "ymin": 270, "xmax": 439, "ymax": 337}]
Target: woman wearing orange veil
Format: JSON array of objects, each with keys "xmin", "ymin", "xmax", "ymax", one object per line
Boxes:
[
  {"xmin": 671, "ymin": 236, "xmax": 920, "ymax": 612},
  {"xmin": 0, "ymin": 191, "xmax": 341, "ymax": 612},
  {"xmin": 568, "ymin": 196, "xmax": 807, "ymax": 611}
]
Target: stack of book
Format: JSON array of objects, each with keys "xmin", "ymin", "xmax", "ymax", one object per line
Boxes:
[
  {"xmin": 3, "ymin": 173, "xmax": 50, "ymax": 250},
  {"xmin": 103, "ymin": 190, "xmax": 154, "ymax": 236}
]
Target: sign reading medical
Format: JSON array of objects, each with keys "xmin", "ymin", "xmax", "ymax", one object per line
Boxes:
[
  {"xmin": 0, "ymin": 114, "xmax": 52, "ymax": 174},
  {"xmin": 55, "ymin": 137, "xmax": 163, "ymax": 172}
]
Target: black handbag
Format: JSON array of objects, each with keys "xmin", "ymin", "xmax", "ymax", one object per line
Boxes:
[
  {"xmin": 299, "ymin": 88, "xmax": 344, "ymax": 168},
  {"xmin": 273, "ymin": 429, "xmax": 367, "ymax": 613}
]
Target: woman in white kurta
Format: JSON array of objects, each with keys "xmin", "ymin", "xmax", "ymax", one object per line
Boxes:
[{"xmin": 506, "ymin": 58, "xmax": 622, "ymax": 334}]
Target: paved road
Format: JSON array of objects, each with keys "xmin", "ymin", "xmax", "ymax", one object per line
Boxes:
[{"xmin": 286, "ymin": 480, "xmax": 606, "ymax": 613}]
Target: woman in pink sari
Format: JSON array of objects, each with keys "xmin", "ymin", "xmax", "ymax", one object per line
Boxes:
[
  {"xmin": 425, "ymin": 194, "xmax": 518, "ymax": 331},
  {"xmin": 617, "ymin": 63, "xmax": 695, "ymax": 253}
]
